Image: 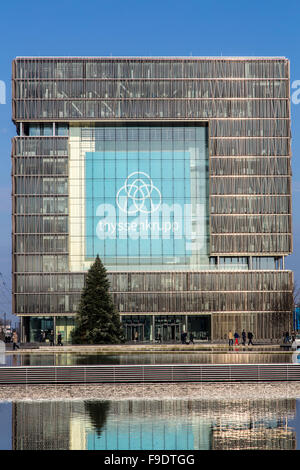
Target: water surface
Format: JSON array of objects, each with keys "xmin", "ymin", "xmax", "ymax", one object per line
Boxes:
[
  {"xmin": 1, "ymin": 351, "xmax": 298, "ymax": 367},
  {"xmin": 0, "ymin": 398, "xmax": 299, "ymax": 450}
]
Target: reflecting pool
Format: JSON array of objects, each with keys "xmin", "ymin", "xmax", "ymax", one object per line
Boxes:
[
  {"xmin": 1, "ymin": 351, "xmax": 298, "ymax": 367},
  {"xmin": 0, "ymin": 398, "xmax": 299, "ymax": 450}
]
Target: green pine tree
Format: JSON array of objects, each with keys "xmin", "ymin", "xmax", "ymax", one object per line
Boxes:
[{"xmin": 71, "ymin": 255, "xmax": 125, "ymax": 344}]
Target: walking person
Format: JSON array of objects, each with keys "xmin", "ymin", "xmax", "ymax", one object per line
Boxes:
[
  {"xmin": 248, "ymin": 331, "xmax": 254, "ymax": 346},
  {"xmin": 134, "ymin": 330, "xmax": 138, "ymax": 342},
  {"xmin": 57, "ymin": 332, "xmax": 63, "ymax": 346},
  {"xmin": 181, "ymin": 332, "xmax": 188, "ymax": 344},
  {"xmin": 49, "ymin": 330, "xmax": 54, "ymax": 346},
  {"xmin": 242, "ymin": 329, "xmax": 246, "ymax": 346},
  {"xmin": 228, "ymin": 330, "xmax": 233, "ymax": 347},
  {"xmin": 284, "ymin": 331, "xmax": 290, "ymax": 343},
  {"xmin": 12, "ymin": 330, "xmax": 20, "ymax": 351},
  {"xmin": 234, "ymin": 331, "xmax": 239, "ymax": 346},
  {"xmin": 189, "ymin": 333, "xmax": 194, "ymax": 345}
]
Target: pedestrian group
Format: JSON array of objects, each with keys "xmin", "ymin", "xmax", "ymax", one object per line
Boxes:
[{"xmin": 228, "ymin": 329, "xmax": 254, "ymax": 346}]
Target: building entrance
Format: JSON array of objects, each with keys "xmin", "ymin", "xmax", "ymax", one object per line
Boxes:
[
  {"xmin": 124, "ymin": 324, "xmax": 145, "ymax": 342},
  {"xmin": 154, "ymin": 316, "xmax": 184, "ymax": 342},
  {"xmin": 121, "ymin": 316, "xmax": 151, "ymax": 341},
  {"xmin": 155, "ymin": 323, "xmax": 181, "ymax": 342}
]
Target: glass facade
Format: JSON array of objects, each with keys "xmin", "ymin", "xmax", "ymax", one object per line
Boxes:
[
  {"xmin": 26, "ymin": 316, "xmax": 75, "ymax": 344},
  {"xmin": 11, "ymin": 57, "xmax": 293, "ymax": 341},
  {"xmin": 81, "ymin": 124, "xmax": 209, "ymax": 270}
]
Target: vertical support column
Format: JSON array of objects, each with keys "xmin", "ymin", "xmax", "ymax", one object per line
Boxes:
[
  {"xmin": 53, "ymin": 122, "xmax": 56, "ymax": 136},
  {"xmin": 152, "ymin": 315, "xmax": 155, "ymax": 343},
  {"xmin": 20, "ymin": 316, "xmax": 23, "ymax": 343},
  {"xmin": 53, "ymin": 316, "xmax": 56, "ymax": 344},
  {"xmin": 183, "ymin": 315, "xmax": 188, "ymax": 332}
]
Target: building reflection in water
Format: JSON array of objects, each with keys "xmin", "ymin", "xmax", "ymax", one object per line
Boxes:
[
  {"xmin": 12, "ymin": 398, "xmax": 297, "ymax": 450},
  {"xmin": 3, "ymin": 352, "xmax": 295, "ymax": 367}
]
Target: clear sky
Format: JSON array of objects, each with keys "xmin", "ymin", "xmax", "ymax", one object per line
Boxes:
[{"xmin": 0, "ymin": 0, "xmax": 299, "ymax": 320}]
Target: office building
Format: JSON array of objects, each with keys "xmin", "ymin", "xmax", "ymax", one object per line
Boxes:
[{"xmin": 12, "ymin": 57, "xmax": 293, "ymax": 342}]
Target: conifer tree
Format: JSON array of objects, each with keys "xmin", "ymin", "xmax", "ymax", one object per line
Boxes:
[{"xmin": 71, "ymin": 255, "xmax": 125, "ymax": 344}]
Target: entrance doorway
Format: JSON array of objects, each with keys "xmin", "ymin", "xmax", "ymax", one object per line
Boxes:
[
  {"xmin": 154, "ymin": 316, "xmax": 184, "ymax": 342},
  {"xmin": 125, "ymin": 324, "xmax": 144, "ymax": 342},
  {"xmin": 156, "ymin": 323, "xmax": 181, "ymax": 342},
  {"xmin": 121, "ymin": 316, "xmax": 151, "ymax": 342}
]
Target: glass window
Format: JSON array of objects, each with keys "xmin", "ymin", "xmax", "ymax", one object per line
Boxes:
[
  {"xmin": 29, "ymin": 124, "xmax": 41, "ymax": 136},
  {"xmin": 43, "ymin": 124, "xmax": 53, "ymax": 136},
  {"xmin": 252, "ymin": 257, "xmax": 276, "ymax": 270},
  {"xmin": 56, "ymin": 124, "xmax": 69, "ymax": 136}
]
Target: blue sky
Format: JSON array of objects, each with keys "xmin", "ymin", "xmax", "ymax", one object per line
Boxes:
[{"xmin": 0, "ymin": 0, "xmax": 300, "ymax": 319}]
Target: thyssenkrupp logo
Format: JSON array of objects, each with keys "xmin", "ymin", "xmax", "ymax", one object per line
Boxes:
[{"xmin": 116, "ymin": 171, "xmax": 161, "ymax": 215}]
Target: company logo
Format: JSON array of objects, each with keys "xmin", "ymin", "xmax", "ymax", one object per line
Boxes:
[
  {"xmin": 116, "ymin": 171, "xmax": 161, "ymax": 215},
  {"xmin": 93, "ymin": 168, "xmax": 205, "ymax": 252}
]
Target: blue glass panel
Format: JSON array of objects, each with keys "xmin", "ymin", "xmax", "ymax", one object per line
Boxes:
[
  {"xmin": 29, "ymin": 124, "xmax": 40, "ymax": 136},
  {"xmin": 84, "ymin": 125, "xmax": 209, "ymax": 269},
  {"xmin": 58, "ymin": 125, "xmax": 68, "ymax": 136},
  {"xmin": 43, "ymin": 125, "xmax": 53, "ymax": 136}
]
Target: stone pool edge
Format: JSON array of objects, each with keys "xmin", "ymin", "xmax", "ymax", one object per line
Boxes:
[{"xmin": 0, "ymin": 382, "xmax": 300, "ymax": 402}]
